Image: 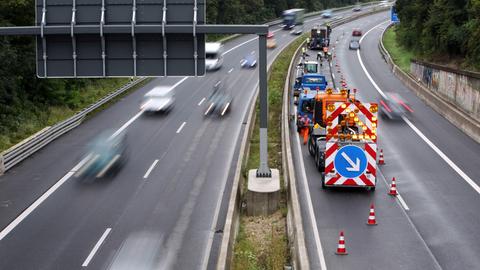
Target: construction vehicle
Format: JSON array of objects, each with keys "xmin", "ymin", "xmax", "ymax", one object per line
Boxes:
[
  {"xmin": 295, "ymin": 74, "xmax": 328, "ymax": 130},
  {"xmin": 307, "ymin": 89, "xmax": 378, "ymax": 190},
  {"xmin": 309, "ymin": 25, "xmax": 331, "ymax": 50}
]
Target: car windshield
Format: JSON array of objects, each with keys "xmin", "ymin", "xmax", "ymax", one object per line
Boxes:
[
  {"xmin": 304, "ymin": 77, "xmax": 325, "ymax": 84},
  {"xmin": 351, "ymin": 40, "xmax": 359, "ymax": 45},
  {"xmin": 283, "ymin": 15, "xmax": 294, "ymax": 20},
  {"xmin": 206, "ymin": 53, "xmax": 218, "ymax": 59},
  {"xmin": 305, "ymin": 64, "xmax": 317, "ymax": 73}
]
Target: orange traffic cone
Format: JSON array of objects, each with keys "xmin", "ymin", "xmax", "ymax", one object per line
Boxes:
[
  {"xmin": 389, "ymin": 177, "xmax": 398, "ymax": 196},
  {"xmin": 335, "ymin": 231, "xmax": 348, "ymax": 255},
  {"xmin": 378, "ymin": 149, "xmax": 385, "ymax": 165},
  {"xmin": 366, "ymin": 204, "xmax": 378, "ymax": 225}
]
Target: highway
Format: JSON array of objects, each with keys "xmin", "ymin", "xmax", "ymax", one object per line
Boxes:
[
  {"xmin": 292, "ymin": 11, "xmax": 480, "ymax": 270},
  {"xmin": 0, "ymin": 7, "xmax": 379, "ymax": 270}
]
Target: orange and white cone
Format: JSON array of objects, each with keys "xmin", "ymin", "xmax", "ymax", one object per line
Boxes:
[
  {"xmin": 366, "ymin": 204, "xmax": 378, "ymax": 225},
  {"xmin": 335, "ymin": 231, "xmax": 348, "ymax": 255},
  {"xmin": 378, "ymin": 149, "xmax": 385, "ymax": 165},
  {"xmin": 389, "ymin": 177, "xmax": 398, "ymax": 196}
]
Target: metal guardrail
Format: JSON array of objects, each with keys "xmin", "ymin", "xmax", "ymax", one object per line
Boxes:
[{"xmin": 0, "ymin": 77, "xmax": 147, "ymax": 174}]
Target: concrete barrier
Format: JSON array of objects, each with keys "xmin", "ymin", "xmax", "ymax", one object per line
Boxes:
[{"xmin": 379, "ymin": 25, "xmax": 480, "ymax": 144}]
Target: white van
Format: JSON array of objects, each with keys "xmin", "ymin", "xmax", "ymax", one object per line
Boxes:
[
  {"xmin": 205, "ymin": 42, "xmax": 224, "ymax": 71},
  {"xmin": 140, "ymin": 86, "xmax": 175, "ymax": 113}
]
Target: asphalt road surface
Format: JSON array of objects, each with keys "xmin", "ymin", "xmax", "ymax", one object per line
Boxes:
[
  {"xmin": 292, "ymin": 11, "xmax": 480, "ymax": 270},
  {"xmin": 0, "ymin": 6, "xmax": 380, "ymax": 270}
]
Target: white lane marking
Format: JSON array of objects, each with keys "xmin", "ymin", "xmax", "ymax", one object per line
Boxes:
[
  {"xmin": 82, "ymin": 228, "xmax": 112, "ymax": 267},
  {"xmin": 403, "ymin": 116, "xmax": 480, "ymax": 194},
  {"xmin": 198, "ymin": 97, "xmax": 206, "ymax": 106},
  {"xmin": 332, "ymin": 73, "xmax": 336, "ymax": 80},
  {"xmin": 176, "ymin": 122, "xmax": 186, "ymax": 134},
  {"xmin": 143, "ymin": 159, "xmax": 159, "ymax": 179},
  {"xmin": 110, "ymin": 110, "xmax": 144, "ymax": 139},
  {"xmin": 294, "ymin": 125, "xmax": 328, "ymax": 269},
  {"xmin": 228, "ymin": 68, "xmax": 234, "ymax": 73},
  {"xmin": 222, "ymin": 37, "xmax": 257, "ymax": 56},
  {"xmin": 358, "ymin": 21, "xmax": 480, "ymax": 195},
  {"xmin": 0, "ymin": 155, "xmax": 91, "ymax": 241},
  {"xmin": 397, "ymin": 194, "xmax": 410, "ymax": 211}
]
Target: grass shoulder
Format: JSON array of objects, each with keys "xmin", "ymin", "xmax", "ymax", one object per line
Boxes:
[
  {"xmin": 382, "ymin": 25, "xmax": 414, "ymax": 74},
  {"xmin": 233, "ymin": 34, "xmax": 306, "ymax": 270}
]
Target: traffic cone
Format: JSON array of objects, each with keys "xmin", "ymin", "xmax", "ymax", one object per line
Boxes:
[
  {"xmin": 366, "ymin": 204, "xmax": 378, "ymax": 225},
  {"xmin": 389, "ymin": 177, "xmax": 398, "ymax": 196},
  {"xmin": 335, "ymin": 231, "xmax": 348, "ymax": 255},
  {"xmin": 378, "ymin": 149, "xmax": 385, "ymax": 165}
]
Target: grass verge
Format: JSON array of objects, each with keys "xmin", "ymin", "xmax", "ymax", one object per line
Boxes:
[
  {"xmin": 382, "ymin": 25, "xmax": 414, "ymax": 74},
  {"xmin": 232, "ymin": 35, "xmax": 306, "ymax": 270},
  {"xmin": 0, "ymin": 78, "xmax": 151, "ymax": 152}
]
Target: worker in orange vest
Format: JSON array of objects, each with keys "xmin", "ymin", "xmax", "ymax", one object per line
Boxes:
[{"xmin": 302, "ymin": 113, "xmax": 311, "ymax": 145}]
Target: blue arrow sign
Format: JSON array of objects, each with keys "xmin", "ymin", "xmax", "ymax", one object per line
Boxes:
[{"xmin": 334, "ymin": 145, "xmax": 367, "ymax": 178}]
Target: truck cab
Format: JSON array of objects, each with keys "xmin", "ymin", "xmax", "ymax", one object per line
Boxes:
[
  {"xmin": 303, "ymin": 61, "xmax": 319, "ymax": 74},
  {"xmin": 302, "ymin": 73, "xmax": 327, "ymax": 91},
  {"xmin": 205, "ymin": 42, "xmax": 224, "ymax": 71},
  {"xmin": 296, "ymin": 88, "xmax": 318, "ymax": 131}
]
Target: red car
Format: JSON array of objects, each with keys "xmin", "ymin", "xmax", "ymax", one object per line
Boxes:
[{"xmin": 352, "ymin": 28, "xmax": 362, "ymax": 37}]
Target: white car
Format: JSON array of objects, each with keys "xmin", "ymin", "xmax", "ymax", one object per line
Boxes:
[
  {"xmin": 205, "ymin": 42, "xmax": 224, "ymax": 71},
  {"xmin": 141, "ymin": 86, "xmax": 175, "ymax": 113}
]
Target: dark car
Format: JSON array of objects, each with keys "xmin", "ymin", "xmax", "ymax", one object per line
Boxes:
[
  {"xmin": 204, "ymin": 80, "xmax": 233, "ymax": 117},
  {"xmin": 321, "ymin": 10, "xmax": 333, "ymax": 18},
  {"xmin": 75, "ymin": 130, "xmax": 128, "ymax": 180},
  {"xmin": 352, "ymin": 28, "xmax": 362, "ymax": 37},
  {"xmin": 353, "ymin": 5, "xmax": 362, "ymax": 12},
  {"xmin": 349, "ymin": 40, "xmax": 360, "ymax": 50},
  {"xmin": 379, "ymin": 92, "xmax": 413, "ymax": 120}
]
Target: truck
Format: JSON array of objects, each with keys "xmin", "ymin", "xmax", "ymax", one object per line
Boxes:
[
  {"xmin": 282, "ymin": 9, "xmax": 305, "ymax": 30},
  {"xmin": 296, "ymin": 74, "xmax": 328, "ymax": 130},
  {"xmin": 306, "ymin": 89, "xmax": 378, "ymax": 190},
  {"xmin": 309, "ymin": 25, "xmax": 331, "ymax": 50}
]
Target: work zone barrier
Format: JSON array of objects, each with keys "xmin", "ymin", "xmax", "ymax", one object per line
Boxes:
[{"xmin": 0, "ymin": 77, "xmax": 147, "ymax": 175}]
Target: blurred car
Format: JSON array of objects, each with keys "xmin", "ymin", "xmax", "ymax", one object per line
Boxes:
[
  {"xmin": 353, "ymin": 5, "xmax": 362, "ymax": 12},
  {"xmin": 352, "ymin": 28, "xmax": 362, "ymax": 36},
  {"xmin": 379, "ymin": 92, "xmax": 413, "ymax": 120},
  {"xmin": 291, "ymin": 24, "xmax": 304, "ymax": 35},
  {"xmin": 204, "ymin": 80, "xmax": 233, "ymax": 117},
  {"xmin": 267, "ymin": 31, "xmax": 277, "ymax": 49},
  {"xmin": 321, "ymin": 10, "xmax": 333, "ymax": 18},
  {"xmin": 74, "ymin": 130, "xmax": 127, "ymax": 180},
  {"xmin": 349, "ymin": 40, "xmax": 360, "ymax": 50},
  {"xmin": 240, "ymin": 53, "xmax": 257, "ymax": 68},
  {"xmin": 140, "ymin": 86, "xmax": 175, "ymax": 113},
  {"xmin": 205, "ymin": 42, "xmax": 224, "ymax": 71}
]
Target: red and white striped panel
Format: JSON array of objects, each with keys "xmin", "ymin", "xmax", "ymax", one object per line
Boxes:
[{"xmin": 323, "ymin": 101, "xmax": 378, "ymax": 187}]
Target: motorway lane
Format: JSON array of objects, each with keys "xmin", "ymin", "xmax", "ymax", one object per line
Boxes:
[
  {"xmin": 341, "ymin": 15, "xmax": 480, "ymax": 269},
  {"xmin": 293, "ymin": 12, "xmax": 446, "ymax": 269},
  {"xmin": 294, "ymin": 11, "xmax": 480, "ymax": 270},
  {"xmin": 0, "ymin": 7, "xmax": 378, "ymax": 269}
]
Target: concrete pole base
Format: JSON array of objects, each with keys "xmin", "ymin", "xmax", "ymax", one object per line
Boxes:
[{"xmin": 246, "ymin": 169, "xmax": 281, "ymax": 216}]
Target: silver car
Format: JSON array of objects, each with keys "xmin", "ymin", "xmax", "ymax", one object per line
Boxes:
[{"xmin": 349, "ymin": 40, "xmax": 360, "ymax": 50}]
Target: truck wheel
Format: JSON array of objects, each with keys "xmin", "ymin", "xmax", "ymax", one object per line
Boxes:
[
  {"xmin": 366, "ymin": 186, "xmax": 376, "ymax": 191},
  {"xmin": 308, "ymin": 137, "xmax": 315, "ymax": 156}
]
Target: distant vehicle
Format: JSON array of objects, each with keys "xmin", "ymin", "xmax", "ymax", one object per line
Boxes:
[
  {"xmin": 140, "ymin": 86, "xmax": 175, "ymax": 113},
  {"xmin": 379, "ymin": 92, "xmax": 412, "ymax": 120},
  {"xmin": 267, "ymin": 31, "xmax": 277, "ymax": 49},
  {"xmin": 291, "ymin": 24, "xmax": 304, "ymax": 35},
  {"xmin": 302, "ymin": 74, "xmax": 327, "ymax": 91},
  {"xmin": 349, "ymin": 40, "xmax": 360, "ymax": 50},
  {"xmin": 321, "ymin": 10, "xmax": 333, "ymax": 18},
  {"xmin": 353, "ymin": 5, "xmax": 362, "ymax": 12},
  {"xmin": 292, "ymin": 65, "xmax": 304, "ymax": 98},
  {"xmin": 205, "ymin": 42, "xmax": 224, "ymax": 71},
  {"xmin": 204, "ymin": 80, "xmax": 233, "ymax": 117},
  {"xmin": 303, "ymin": 61, "xmax": 319, "ymax": 74},
  {"xmin": 240, "ymin": 53, "xmax": 257, "ymax": 68},
  {"xmin": 379, "ymin": 0, "xmax": 390, "ymax": 7},
  {"xmin": 352, "ymin": 28, "xmax": 362, "ymax": 37},
  {"xmin": 309, "ymin": 25, "xmax": 331, "ymax": 50},
  {"xmin": 282, "ymin": 9, "xmax": 305, "ymax": 30},
  {"xmin": 75, "ymin": 130, "xmax": 128, "ymax": 180}
]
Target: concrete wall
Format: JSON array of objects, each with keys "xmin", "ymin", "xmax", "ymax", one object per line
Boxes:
[{"xmin": 411, "ymin": 60, "xmax": 480, "ymax": 121}]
